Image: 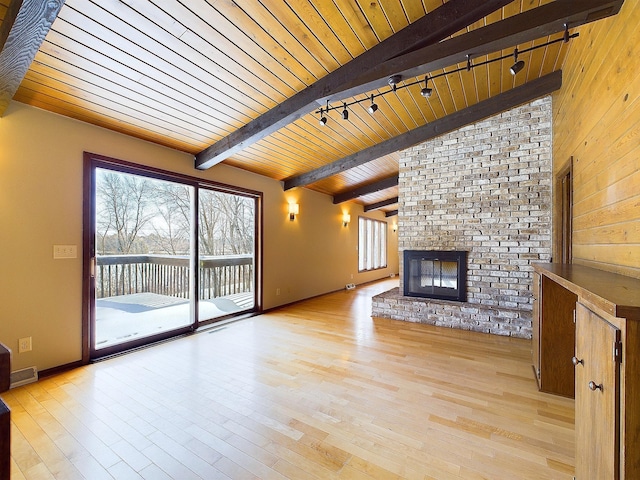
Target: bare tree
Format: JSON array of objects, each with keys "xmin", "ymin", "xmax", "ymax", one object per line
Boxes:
[
  {"xmin": 96, "ymin": 170, "xmax": 155, "ymax": 254},
  {"xmin": 150, "ymin": 183, "xmax": 192, "ymax": 254}
]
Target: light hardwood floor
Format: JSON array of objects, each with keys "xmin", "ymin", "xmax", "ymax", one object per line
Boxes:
[{"xmin": 2, "ymin": 279, "xmax": 575, "ymax": 479}]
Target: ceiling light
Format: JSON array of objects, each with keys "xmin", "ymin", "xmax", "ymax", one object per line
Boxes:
[
  {"xmin": 368, "ymin": 94, "xmax": 378, "ymax": 114},
  {"xmin": 420, "ymin": 75, "xmax": 432, "ymax": 98},
  {"xmin": 510, "ymin": 47, "xmax": 525, "ymax": 75},
  {"xmin": 342, "ymin": 103, "xmax": 349, "ymax": 120},
  {"xmin": 318, "ymin": 107, "xmax": 327, "ymax": 126}
]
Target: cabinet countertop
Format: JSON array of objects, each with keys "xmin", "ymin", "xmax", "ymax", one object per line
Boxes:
[{"xmin": 533, "ymin": 263, "xmax": 640, "ymax": 319}]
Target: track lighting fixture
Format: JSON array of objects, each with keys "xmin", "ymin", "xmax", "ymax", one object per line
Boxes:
[
  {"xmin": 314, "ymin": 26, "xmax": 579, "ymax": 126},
  {"xmin": 368, "ymin": 94, "xmax": 378, "ymax": 114},
  {"xmin": 510, "ymin": 47, "xmax": 525, "ymax": 75},
  {"xmin": 318, "ymin": 107, "xmax": 327, "ymax": 126},
  {"xmin": 420, "ymin": 75, "xmax": 432, "ymax": 98}
]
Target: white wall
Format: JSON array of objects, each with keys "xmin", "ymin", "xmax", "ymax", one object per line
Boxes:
[{"xmin": 0, "ymin": 102, "xmax": 398, "ymax": 372}]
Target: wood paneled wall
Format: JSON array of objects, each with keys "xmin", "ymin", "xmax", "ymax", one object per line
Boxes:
[{"xmin": 553, "ymin": 0, "xmax": 640, "ymax": 278}]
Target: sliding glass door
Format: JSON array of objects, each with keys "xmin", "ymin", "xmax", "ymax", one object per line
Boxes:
[
  {"xmin": 85, "ymin": 154, "xmax": 260, "ymax": 359},
  {"xmin": 93, "ymin": 168, "xmax": 195, "ymax": 352},
  {"xmin": 198, "ymin": 188, "xmax": 255, "ymax": 322}
]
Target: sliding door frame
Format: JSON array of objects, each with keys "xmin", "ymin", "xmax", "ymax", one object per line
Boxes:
[{"xmin": 82, "ymin": 152, "xmax": 263, "ymax": 362}]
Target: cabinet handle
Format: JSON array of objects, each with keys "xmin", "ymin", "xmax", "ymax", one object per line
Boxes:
[
  {"xmin": 588, "ymin": 381, "xmax": 603, "ymax": 391},
  {"xmin": 572, "ymin": 356, "xmax": 583, "ymax": 366}
]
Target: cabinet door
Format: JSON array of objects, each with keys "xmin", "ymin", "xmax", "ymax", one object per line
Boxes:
[
  {"xmin": 540, "ymin": 276, "xmax": 576, "ymax": 397},
  {"xmin": 575, "ymin": 303, "xmax": 620, "ymax": 480}
]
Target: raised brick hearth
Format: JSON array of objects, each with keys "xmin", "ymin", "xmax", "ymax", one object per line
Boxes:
[{"xmin": 372, "ymin": 97, "xmax": 553, "ymax": 338}]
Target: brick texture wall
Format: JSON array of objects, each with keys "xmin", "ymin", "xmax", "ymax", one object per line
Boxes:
[{"xmin": 373, "ymin": 97, "xmax": 552, "ymax": 338}]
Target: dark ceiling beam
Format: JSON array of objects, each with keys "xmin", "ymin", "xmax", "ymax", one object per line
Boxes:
[
  {"xmin": 365, "ymin": 197, "xmax": 399, "ymax": 212},
  {"xmin": 333, "ymin": 0, "xmax": 624, "ymax": 101},
  {"xmin": 333, "ymin": 176, "xmax": 398, "ymax": 204},
  {"xmin": 0, "ymin": 0, "xmax": 65, "ymax": 116},
  {"xmin": 194, "ymin": 0, "xmax": 512, "ymax": 170},
  {"xmin": 196, "ymin": 0, "xmax": 621, "ymax": 170},
  {"xmin": 386, "ymin": 211, "xmax": 398, "ymax": 218},
  {"xmin": 284, "ymin": 70, "xmax": 562, "ymax": 190}
]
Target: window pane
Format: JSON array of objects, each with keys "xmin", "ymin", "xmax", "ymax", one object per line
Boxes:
[
  {"xmin": 198, "ymin": 189, "xmax": 255, "ymax": 322},
  {"xmin": 94, "ymin": 169, "xmax": 194, "ymax": 350},
  {"xmin": 358, "ymin": 216, "xmax": 388, "ymax": 272}
]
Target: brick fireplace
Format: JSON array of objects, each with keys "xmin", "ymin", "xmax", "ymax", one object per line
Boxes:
[{"xmin": 372, "ymin": 97, "xmax": 553, "ymax": 338}]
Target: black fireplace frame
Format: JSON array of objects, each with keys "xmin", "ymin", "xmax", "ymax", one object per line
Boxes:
[{"xmin": 403, "ymin": 250, "xmax": 467, "ymax": 302}]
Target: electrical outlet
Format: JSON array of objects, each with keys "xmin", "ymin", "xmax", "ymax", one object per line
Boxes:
[
  {"xmin": 18, "ymin": 337, "xmax": 32, "ymax": 353},
  {"xmin": 53, "ymin": 245, "xmax": 77, "ymax": 259},
  {"xmin": 276, "ymin": 288, "xmax": 281, "ymax": 296}
]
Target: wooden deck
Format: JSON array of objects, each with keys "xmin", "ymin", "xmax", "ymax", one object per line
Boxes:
[
  {"xmin": 96, "ymin": 292, "xmax": 254, "ymax": 349},
  {"xmin": 2, "ymin": 278, "xmax": 574, "ymax": 479}
]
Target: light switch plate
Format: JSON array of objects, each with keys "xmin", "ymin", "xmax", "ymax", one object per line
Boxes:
[{"xmin": 53, "ymin": 245, "xmax": 77, "ymax": 259}]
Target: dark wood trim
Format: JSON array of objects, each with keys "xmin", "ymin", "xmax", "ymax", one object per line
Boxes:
[
  {"xmin": 194, "ymin": 0, "xmax": 512, "ymax": 170},
  {"xmin": 364, "ymin": 197, "xmax": 399, "ymax": 212},
  {"xmin": 555, "ymin": 158, "xmax": 573, "ymax": 264},
  {"xmin": 333, "ymin": 176, "xmax": 398, "ymax": 204},
  {"xmin": 0, "ymin": 0, "xmax": 65, "ymax": 115},
  {"xmin": 82, "ymin": 152, "xmax": 93, "ymax": 364},
  {"xmin": 285, "ymin": 71, "xmax": 562, "ymax": 190},
  {"xmin": 38, "ymin": 360, "xmax": 85, "ymax": 379}
]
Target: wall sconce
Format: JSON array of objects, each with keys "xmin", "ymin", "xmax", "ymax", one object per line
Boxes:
[
  {"xmin": 342, "ymin": 213, "xmax": 351, "ymax": 227},
  {"xmin": 392, "ymin": 223, "xmax": 397, "ymax": 233},
  {"xmin": 288, "ymin": 202, "xmax": 299, "ymax": 221}
]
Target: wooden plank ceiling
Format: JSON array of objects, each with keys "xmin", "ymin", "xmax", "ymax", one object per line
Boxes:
[{"xmin": 0, "ymin": 0, "xmax": 622, "ymax": 214}]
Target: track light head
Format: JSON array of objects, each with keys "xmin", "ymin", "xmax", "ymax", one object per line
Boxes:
[
  {"xmin": 318, "ymin": 107, "xmax": 327, "ymax": 126},
  {"xmin": 368, "ymin": 94, "xmax": 378, "ymax": 114},
  {"xmin": 342, "ymin": 103, "xmax": 349, "ymax": 120},
  {"xmin": 510, "ymin": 60, "xmax": 525, "ymax": 75},
  {"xmin": 510, "ymin": 47, "xmax": 524, "ymax": 75},
  {"xmin": 563, "ymin": 23, "xmax": 570, "ymax": 43},
  {"xmin": 420, "ymin": 75, "xmax": 432, "ymax": 98}
]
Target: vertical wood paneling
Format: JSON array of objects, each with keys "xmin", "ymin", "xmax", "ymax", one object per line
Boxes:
[{"xmin": 553, "ymin": 0, "xmax": 640, "ymax": 278}]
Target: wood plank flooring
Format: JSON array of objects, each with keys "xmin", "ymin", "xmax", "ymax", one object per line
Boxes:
[{"xmin": 2, "ymin": 279, "xmax": 575, "ymax": 479}]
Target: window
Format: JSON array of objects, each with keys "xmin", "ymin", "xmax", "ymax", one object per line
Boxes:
[{"xmin": 358, "ymin": 217, "xmax": 387, "ymax": 271}]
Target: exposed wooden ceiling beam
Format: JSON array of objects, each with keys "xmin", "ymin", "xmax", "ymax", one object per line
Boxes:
[
  {"xmin": 194, "ymin": 0, "xmax": 512, "ymax": 170},
  {"xmin": 0, "ymin": 0, "xmax": 64, "ymax": 116},
  {"xmin": 284, "ymin": 70, "xmax": 562, "ymax": 191},
  {"xmin": 333, "ymin": 176, "xmax": 398, "ymax": 204},
  {"xmin": 365, "ymin": 197, "xmax": 399, "ymax": 212},
  {"xmin": 386, "ymin": 211, "xmax": 398, "ymax": 218},
  {"xmin": 333, "ymin": 0, "xmax": 624, "ymax": 101}
]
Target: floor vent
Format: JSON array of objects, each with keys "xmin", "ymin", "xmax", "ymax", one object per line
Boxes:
[{"xmin": 10, "ymin": 366, "xmax": 38, "ymax": 388}]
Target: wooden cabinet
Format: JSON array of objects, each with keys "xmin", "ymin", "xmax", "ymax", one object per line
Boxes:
[
  {"xmin": 533, "ymin": 264, "xmax": 640, "ymax": 479},
  {"xmin": 531, "ymin": 270, "xmax": 577, "ymax": 397}
]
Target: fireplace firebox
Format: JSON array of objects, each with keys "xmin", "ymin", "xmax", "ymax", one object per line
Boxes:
[{"xmin": 403, "ymin": 250, "xmax": 467, "ymax": 302}]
